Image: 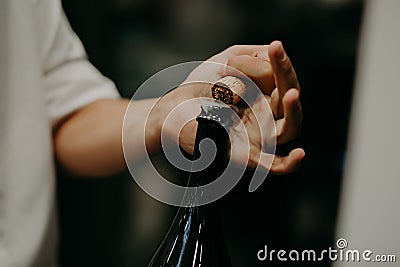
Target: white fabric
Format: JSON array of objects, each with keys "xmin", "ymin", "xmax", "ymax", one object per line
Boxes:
[
  {"xmin": 0, "ymin": 0, "xmax": 120, "ymax": 266},
  {"xmin": 335, "ymin": 0, "xmax": 400, "ymax": 266}
]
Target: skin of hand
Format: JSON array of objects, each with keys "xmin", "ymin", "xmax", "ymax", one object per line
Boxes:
[
  {"xmin": 156, "ymin": 41, "xmax": 304, "ymax": 175},
  {"xmin": 54, "ymin": 41, "xmax": 304, "ymax": 177}
]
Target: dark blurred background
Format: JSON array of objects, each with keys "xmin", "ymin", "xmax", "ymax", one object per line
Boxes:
[{"xmin": 57, "ymin": 0, "xmax": 364, "ymax": 266}]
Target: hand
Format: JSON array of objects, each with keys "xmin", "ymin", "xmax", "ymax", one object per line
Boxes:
[
  {"xmin": 156, "ymin": 41, "xmax": 304, "ymax": 175},
  {"xmin": 226, "ymin": 41, "xmax": 304, "ymax": 174}
]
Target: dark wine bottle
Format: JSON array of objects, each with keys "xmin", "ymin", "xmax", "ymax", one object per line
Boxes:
[{"xmin": 147, "ymin": 99, "xmax": 234, "ymax": 267}]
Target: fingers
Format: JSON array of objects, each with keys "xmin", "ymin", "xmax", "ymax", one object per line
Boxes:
[
  {"xmin": 210, "ymin": 44, "xmax": 276, "ymax": 95},
  {"xmin": 268, "ymin": 41, "xmax": 300, "ymax": 94},
  {"xmin": 253, "ymin": 46, "xmax": 270, "ymax": 61},
  {"xmin": 259, "ymin": 148, "xmax": 305, "ymax": 175},
  {"xmin": 268, "ymin": 41, "xmax": 300, "ymax": 118},
  {"xmin": 225, "ymin": 55, "xmax": 275, "ymax": 94},
  {"xmin": 275, "ymin": 88, "xmax": 302, "ymax": 144},
  {"xmin": 226, "ymin": 44, "xmax": 269, "ymax": 57},
  {"xmin": 268, "ymin": 41, "xmax": 302, "ymax": 144}
]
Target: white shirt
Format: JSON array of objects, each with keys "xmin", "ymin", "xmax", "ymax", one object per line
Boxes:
[
  {"xmin": 335, "ymin": 0, "xmax": 400, "ymax": 266},
  {"xmin": 0, "ymin": 0, "xmax": 120, "ymax": 266}
]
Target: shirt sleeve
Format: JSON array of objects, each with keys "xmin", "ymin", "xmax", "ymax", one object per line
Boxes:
[{"xmin": 41, "ymin": 4, "xmax": 120, "ymax": 126}]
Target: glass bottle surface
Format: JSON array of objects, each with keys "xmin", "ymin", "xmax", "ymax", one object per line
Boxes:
[{"xmin": 148, "ymin": 101, "xmax": 232, "ymax": 267}]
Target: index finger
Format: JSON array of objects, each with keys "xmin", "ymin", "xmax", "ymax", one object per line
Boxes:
[{"xmin": 268, "ymin": 41, "xmax": 300, "ymax": 97}]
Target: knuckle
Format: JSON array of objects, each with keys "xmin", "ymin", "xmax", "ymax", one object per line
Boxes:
[
  {"xmin": 225, "ymin": 57, "xmax": 235, "ymax": 67},
  {"xmin": 276, "ymin": 126, "xmax": 293, "ymax": 144},
  {"xmin": 227, "ymin": 45, "xmax": 241, "ymax": 53},
  {"xmin": 254, "ymin": 60, "xmax": 272, "ymax": 78},
  {"xmin": 225, "ymin": 57, "xmax": 241, "ymax": 74},
  {"xmin": 276, "ymin": 130, "xmax": 285, "ymax": 143},
  {"xmin": 281, "ymin": 59, "xmax": 294, "ymax": 76},
  {"xmin": 254, "ymin": 45, "xmax": 269, "ymax": 58}
]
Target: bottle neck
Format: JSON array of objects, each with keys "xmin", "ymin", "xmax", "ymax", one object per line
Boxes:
[
  {"xmin": 184, "ymin": 101, "xmax": 232, "ymax": 212},
  {"xmin": 188, "ymin": 116, "xmax": 230, "ymax": 187},
  {"xmin": 146, "ymin": 102, "xmax": 233, "ymax": 267}
]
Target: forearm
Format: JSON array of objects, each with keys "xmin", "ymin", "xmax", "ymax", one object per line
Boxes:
[
  {"xmin": 54, "ymin": 98, "xmax": 162, "ymax": 177},
  {"xmin": 54, "ymin": 42, "xmax": 303, "ymax": 178}
]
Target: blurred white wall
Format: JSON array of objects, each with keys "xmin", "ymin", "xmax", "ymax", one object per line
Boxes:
[{"xmin": 335, "ymin": 0, "xmax": 400, "ymax": 266}]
